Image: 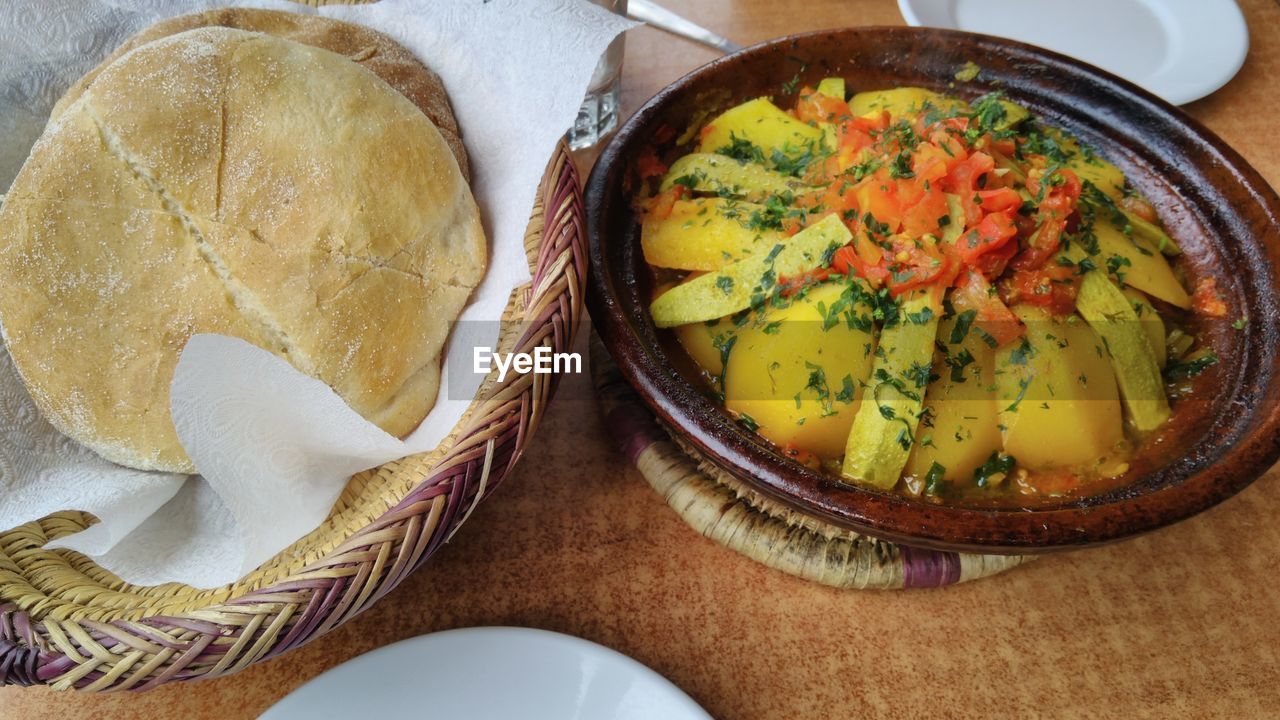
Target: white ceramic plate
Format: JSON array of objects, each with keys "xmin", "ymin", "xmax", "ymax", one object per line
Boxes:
[
  {"xmin": 897, "ymin": 0, "xmax": 1248, "ymax": 105},
  {"xmin": 259, "ymin": 627, "xmax": 712, "ymax": 720}
]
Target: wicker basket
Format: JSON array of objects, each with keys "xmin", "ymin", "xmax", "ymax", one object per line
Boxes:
[{"xmin": 0, "ymin": 89, "xmax": 585, "ymax": 691}]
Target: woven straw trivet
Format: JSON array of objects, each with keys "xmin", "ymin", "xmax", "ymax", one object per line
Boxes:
[{"xmin": 589, "ymin": 333, "xmax": 1034, "ymax": 589}]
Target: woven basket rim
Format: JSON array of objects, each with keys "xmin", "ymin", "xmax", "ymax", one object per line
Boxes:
[{"xmin": 0, "ymin": 139, "xmax": 585, "ymax": 692}]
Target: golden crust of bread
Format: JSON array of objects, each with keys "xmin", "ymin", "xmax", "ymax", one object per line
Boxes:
[
  {"xmin": 53, "ymin": 7, "xmax": 470, "ymax": 181},
  {"xmin": 0, "ymin": 25, "xmax": 487, "ymax": 472}
]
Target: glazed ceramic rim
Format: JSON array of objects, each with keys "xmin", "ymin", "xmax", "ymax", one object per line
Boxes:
[{"xmin": 586, "ymin": 26, "xmax": 1280, "ymax": 553}]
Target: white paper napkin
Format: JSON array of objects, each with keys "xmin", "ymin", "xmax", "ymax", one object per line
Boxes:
[{"xmin": 0, "ymin": 0, "xmax": 633, "ymax": 587}]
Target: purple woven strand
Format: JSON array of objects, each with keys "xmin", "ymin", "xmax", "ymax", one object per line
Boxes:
[
  {"xmin": 899, "ymin": 545, "xmax": 963, "ymax": 588},
  {"xmin": 0, "ymin": 605, "xmax": 55, "ymax": 685},
  {"xmin": 605, "ymin": 403, "xmax": 663, "ymax": 464}
]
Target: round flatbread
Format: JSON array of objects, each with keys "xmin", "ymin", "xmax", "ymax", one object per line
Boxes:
[
  {"xmin": 53, "ymin": 8, "xmax": 470, "ymax": 180},
  {"xmin": 0, "ymin": 19, "xmax": 486, "ymax": 473}
]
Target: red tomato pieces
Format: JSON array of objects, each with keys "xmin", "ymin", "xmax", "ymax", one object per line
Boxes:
[
  {"xmin": 976, "ymin": 187, "xmax": 1022, "ymax": 213},
  {"xmin": 795, "ymin": 87, "xmax": 852, "ymax": 124},
  {"xmin": 951, "ymin": 270, "xmax": 1024, "ymax": 346},
  {"xmin": 957, "ymin": 210, "xmax": 1018, "ymax": 265},
  {"xmin": 778, "ymin": 268, "xmax": 834, "ymax": 297},
  {"xmin": 883, "ymin": 234, "xmax": 946, "ymax": 296},
  {"xmin": 900, "ymin": 185, "xmax": 949, "ymax": 239},
  {"xmin": 1192, "ymin": 277, "xmax": 1229, "ymax": 317},
  {"xmin": 1001, "ymin": 263, "xmax": 1081, "ymax": 317},
  {"xmin": 783, "ymin": 443, "xmax": 824, "ymax": 471},
  {"xmin": 647, "ymin": 184, "xmax": 689, "ymax": 221},
  {"xmin": 855, "ymin": 170, "xmax": 904, "ymax": 235},
  {"xmin": 1013, "ymin": 167, "xmax": 1082, "ymax": 272},
  {"xmin": 971, "ymin": 238, "xmax": 1018, "ymax": 280},
  {"xmin": 942, "ymin": 152, "xmax": 996, "ymax": 228}
]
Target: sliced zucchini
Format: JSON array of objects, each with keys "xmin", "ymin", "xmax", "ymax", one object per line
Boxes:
[
  {"xmin": 660, "ymin": 153, "xmax": 802, "ymax": 201},
  {"xmin": 1124, "ymin": 211, "xmax": 1182, "ymax": 256},
  {"xmin": 1123, "ymin": 287, "xmax": 1166, "ymax": 369},
  {"xmin": 642, "ymin": 197, "xmax": 784, "ymax": 271},
  {"xmin": 1075, "ymin": 272, "xmax": 1171, "ymax": 433},
  {"xmin": 841, "ymin": 290, "xmax": 942, "ymax": 490},
  {"xmin": 654, "ymin": 277, "xmax": 735, "ymax": 377},
  {"xmin": 650, "ymin": 214, "xmax": 851, "ymax": 327},
  {"xmin": 816, "ymin": 77, "xmax": 846, "ymax": 100},
  {"xmin": 996, "ymin": 99, "xmax": 1030, "ymax": 131},
  {"xmin": 1091, "ymin": 220, "xmax": 1191, "ymax": 308}
]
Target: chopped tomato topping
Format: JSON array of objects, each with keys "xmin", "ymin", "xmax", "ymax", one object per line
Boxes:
[
  {"xmin": 1012, "ymin": 168, "xmax": 1082, "ymax": 271},
  {"xmin": 976, "ymin": 187, "xmax": 1023, "ymax": 213},
  {"xmin": 934, "ymin": 135, "xmax": 970, "ymax": 170},
  {"xmin": 783, "ymin": 443, "xmax": 824, "ymax": 471},
  {"xmin": 900, "ymin": 185, "xmax": 949, "ymax": 239},
  {"xmin": 855, "ymin": 170, "xmax": 904, "ymax": 234},
  {"xmin": 1001, "ymin": 263, "xmax": 1081, "ymax": 317},
  {"xmin": 778, "ymin": 268, "xmax": 834, "ymax": 296},
  {"xmin": 971, "ymin": 238, "xmax": 1017, "ymax": 280},
  {"xmin": 884, "ymin": 234, "xmax": 946, "ymax": 296},
  {"xmin": 795, "ymin": 87, "xmax": 852, "ymax": 124},
  {"xmin": 830, "ymin": 240, "xmax": 892, "ymax": 288},
  {"xmin": 830, "ymin": 245, "xmax": 861, "ymax": 276},
  {"xmin": 1120, "ymin": 195, "xmax": 1158, "ymax": 223},
  {"xmin": 830, "ymin": 240, "xmax": 890, "ymax": 288},
  {"xmin": 1192, "ymin": 277, "xmax": 1229, "ymax": 317},
  {"xmin": 646, "ymin": 184, "xmax": 689, "ymax": 221},
  {"xmin": 951, "ymin": 270, "xmax": 1024, "ymax": 346},
  {"xmin": 956, "ymin": 210, "xmax": 1018, "ymax": 265},
  {"xmin": 986, "ymin": 135, "xmax": 1017, "ymax": 157},
  {"xmin": 942, "ymin": 152, "xmax": 996, "ymax": 228},
  {"xmin": 911, "ymin": 142, "xmax": 953, "ymax": 184},
  {"xmin": 636, "ymin": 147, "xmax": 668, "ymax": 182}
]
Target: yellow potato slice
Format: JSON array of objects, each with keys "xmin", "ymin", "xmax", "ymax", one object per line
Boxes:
[
  {"xmin": 904, "ymin": 314, "xmax": 1003, "ymax": 485},
  {"xmin": 726, "ymin": 280, "xmax": 876, "ymax": 458},
  {"xmin": 996, "ymin": 306, "xmax": 1125, "ymax": 471},
  {"xmin": 697, "ymin": 98, "xmax": 823, "ymax": 160}
]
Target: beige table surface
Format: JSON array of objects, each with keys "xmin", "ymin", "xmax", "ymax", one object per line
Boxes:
[{"xmin": 5, "ymin": 1, "xmax": 1280, "ymax": 717}]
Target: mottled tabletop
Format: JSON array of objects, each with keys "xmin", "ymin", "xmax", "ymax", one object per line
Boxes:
[{"xmin": 5, "ymin": 0, "xmax": 1280, "ymax": 717}]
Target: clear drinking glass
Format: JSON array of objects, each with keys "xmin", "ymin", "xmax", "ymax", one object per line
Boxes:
[{"xmin": 569, "ymin": 0, "xmax": 627, "ymax": 150}]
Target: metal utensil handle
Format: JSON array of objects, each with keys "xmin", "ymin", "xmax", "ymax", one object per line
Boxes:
[{"xmin": 626, "ymin": 0, "xmax": 743, "ymax": 54}]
